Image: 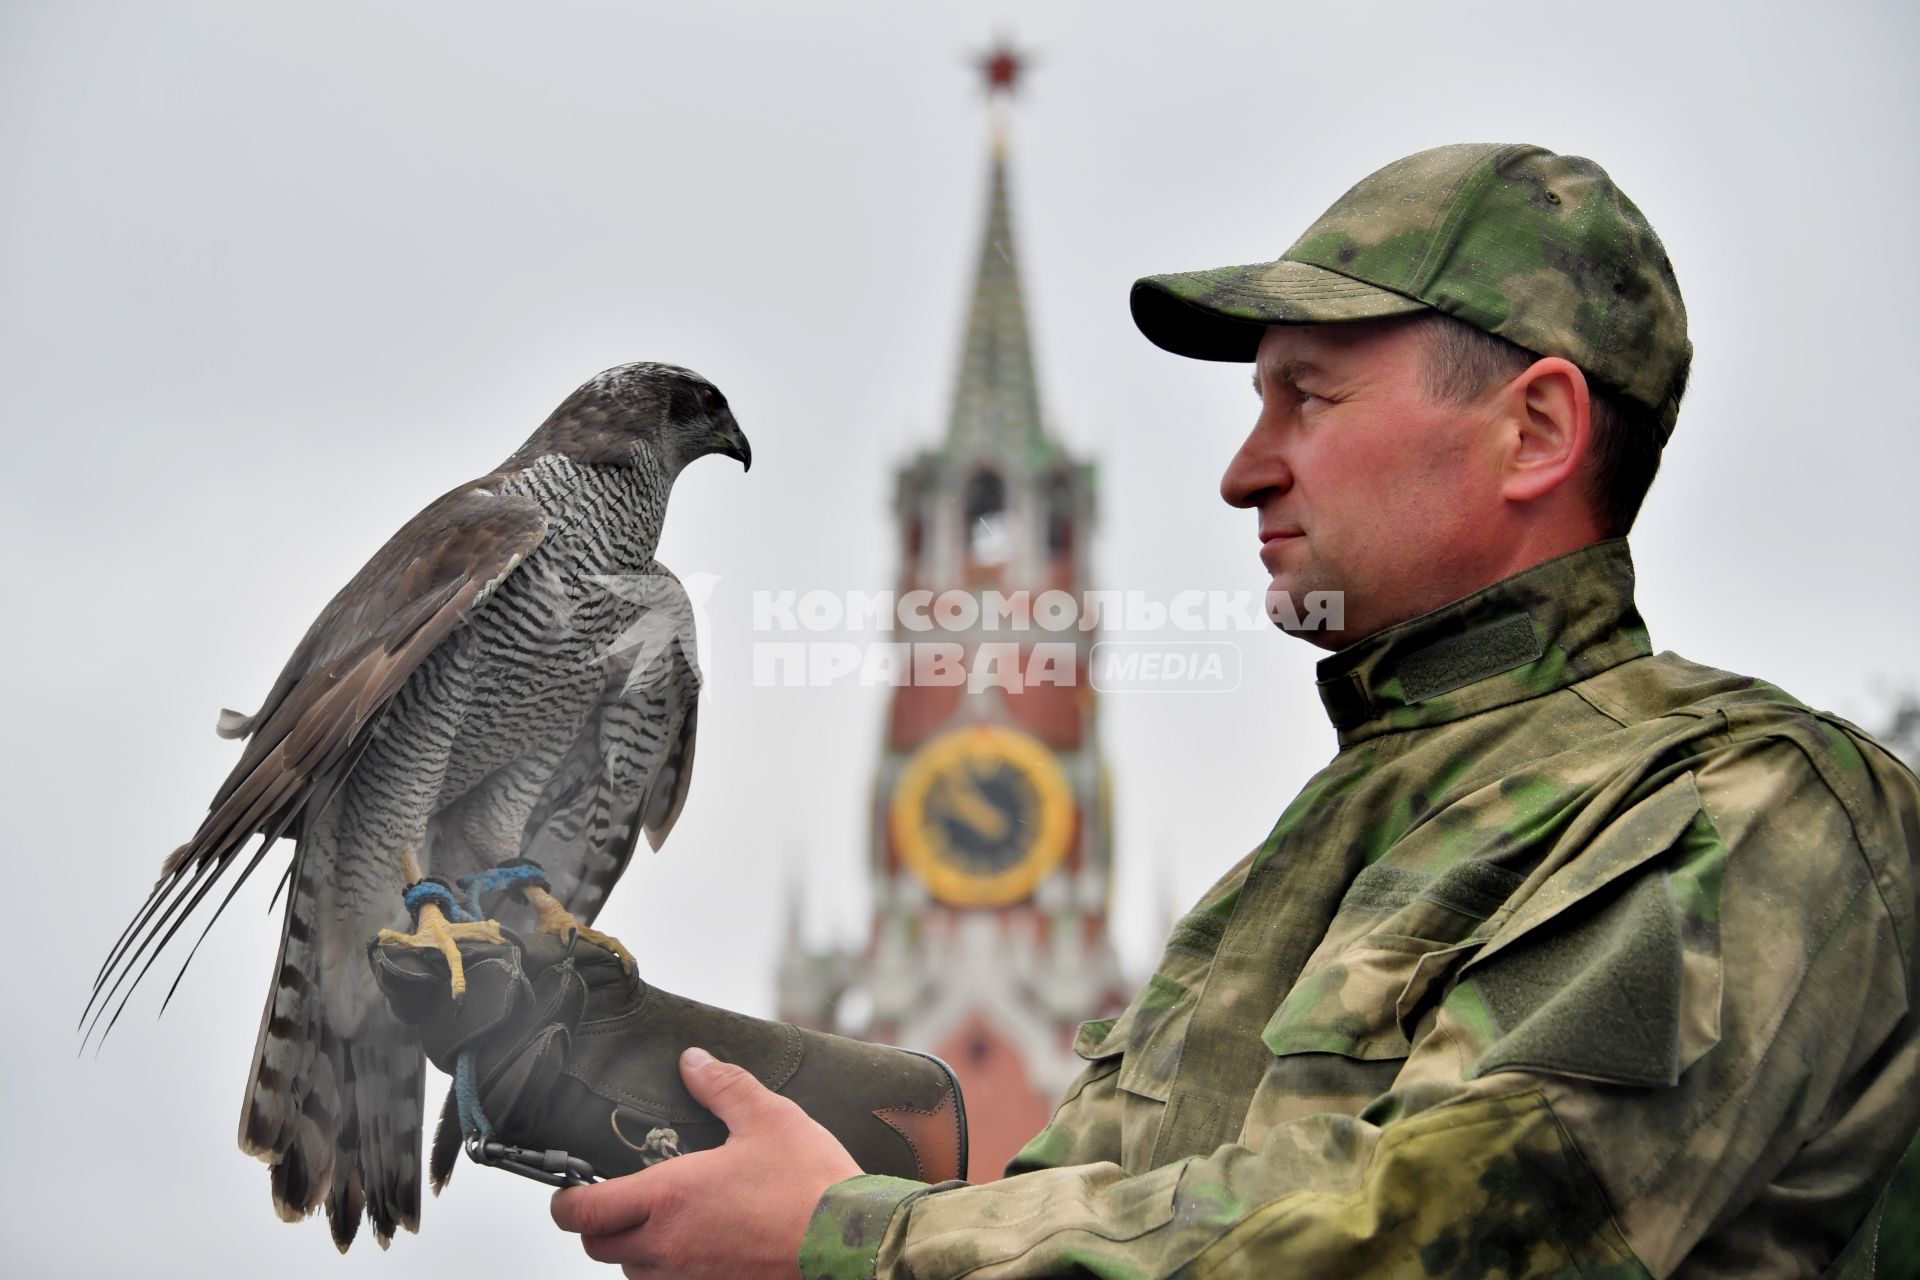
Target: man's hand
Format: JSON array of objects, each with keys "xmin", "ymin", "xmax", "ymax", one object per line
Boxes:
[{"xmin": 551, "ymin": 1046, "xmax": 864, "ymax": 1279}]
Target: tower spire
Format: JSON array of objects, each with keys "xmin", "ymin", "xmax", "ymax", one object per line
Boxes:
[
  {"xmin": 947, "ymin": 39, "xmax": 1046, "ymax": 462},
  {"xmin": 787, "ymin": 39, "xmax": 1127, "ymax": 1182}
]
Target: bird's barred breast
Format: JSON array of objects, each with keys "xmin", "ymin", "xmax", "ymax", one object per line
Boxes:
[{"xmin": 403, "ymin": 453, "xmax": 670, "ymax": 804}]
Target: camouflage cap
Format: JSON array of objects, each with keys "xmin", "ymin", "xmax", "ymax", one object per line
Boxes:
[{"xmin": 1130, "ymin": 143, "xmax": 1691, "ymax": 439}]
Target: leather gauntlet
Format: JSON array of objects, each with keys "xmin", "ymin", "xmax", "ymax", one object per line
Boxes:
[{"xmin": 369, "ymin": 926, "xmax": 967, "ymax": 1187}]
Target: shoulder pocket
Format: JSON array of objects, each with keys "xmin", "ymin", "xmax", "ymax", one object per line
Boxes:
[{"xmin": 1458, "ymin": 770, "xmax": 1724, "ymax": 1087}]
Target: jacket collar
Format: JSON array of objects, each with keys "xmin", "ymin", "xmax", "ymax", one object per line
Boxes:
[{"xmin": 1314, "ymin": 539, "xmax": 1652, "ymax": 747}]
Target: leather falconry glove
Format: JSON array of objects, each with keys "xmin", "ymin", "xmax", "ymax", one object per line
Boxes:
[{"xmin": 369, "ymin": 921, "xmax": 967, "ymax": 1190}]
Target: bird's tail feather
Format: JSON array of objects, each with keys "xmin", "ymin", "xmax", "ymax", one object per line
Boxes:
[
  {"xmin": 430, "ymin": 1084, "xmax": 463, "ymax": 1193},
  {"xmin": 349, "ymin": 1034, "xmax": 423, "ymax": 1245},
  {"xmin": 323, "ymin": 1122, "xmax": 365, "ymax": 1253},
  {"xmin": 240, "ymin": 891, "xmax": 423, "ymax": 1250},
  {"xmin": 240, "ymin": 896, "xmax": 329, "ymax": 1176}
]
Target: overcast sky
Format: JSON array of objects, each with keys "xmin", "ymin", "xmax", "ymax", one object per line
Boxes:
[{"xmin": 3, "ymin": 1, "xmax": 1916, "ymax": 1275}]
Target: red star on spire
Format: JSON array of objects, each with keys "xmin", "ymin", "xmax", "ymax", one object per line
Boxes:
[{"xmin": 979, "ymin": 39, "xmax": 1026, "ymax": 97}]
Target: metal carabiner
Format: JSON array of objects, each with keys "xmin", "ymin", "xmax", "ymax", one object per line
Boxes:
[{"xmin": 465, "ymin": 1133, "xmax": 600, "ymax": 1187}]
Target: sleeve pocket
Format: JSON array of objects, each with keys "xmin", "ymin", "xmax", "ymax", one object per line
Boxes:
[
  {"xmin": 1073, "ymin": 973, "xmax": 1191, "ymax": 1102},
  {"xmin": 1262, "ymin": 933, "xmax": 1470, "ymax": 1060},
  {"xmin": 1072, "ymin": 1016, "xmax": 1120, "ymax": 1059}
]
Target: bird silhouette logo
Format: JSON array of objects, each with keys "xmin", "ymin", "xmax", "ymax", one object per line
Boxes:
[{"xmin": 586, "ymin": 571, "xmax": 720, "ymax": 697}]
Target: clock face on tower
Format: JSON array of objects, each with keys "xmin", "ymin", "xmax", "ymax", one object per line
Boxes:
[{"xmin": 890, "ymin": 724, "xmax": 1074, "ymax": 908}]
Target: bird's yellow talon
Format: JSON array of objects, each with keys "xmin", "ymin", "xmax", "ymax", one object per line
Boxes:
[
  {"xmin": 564, "ymin": 923, "xmax": 636, "ymax": 974},
  {"xmin": 376, "ymin": 904, "xmax": 505, "ymax": 999},
  {"xmin": 523, "ymin": 885, "xmax": 636, "ymax": 973}
]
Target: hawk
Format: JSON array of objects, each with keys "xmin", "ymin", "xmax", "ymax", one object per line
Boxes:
[{"xmin": 86, "ymin": 362, "xmax": 750, "ymax": 1249}]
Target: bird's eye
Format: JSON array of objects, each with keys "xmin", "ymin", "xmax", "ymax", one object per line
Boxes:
[{"xmin": 700, "ymin": 387, "xmax": 723, "ymax": 414}]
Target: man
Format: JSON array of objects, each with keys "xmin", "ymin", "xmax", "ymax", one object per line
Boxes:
[{"xmin": 544, "ymin": 143, "xmax": 1920, "ymax": 1277}]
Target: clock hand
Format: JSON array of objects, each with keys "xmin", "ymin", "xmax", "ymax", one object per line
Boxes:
[{"xmin": 933, "ymin": 774, "xmax": 1011, "ymax": 841}]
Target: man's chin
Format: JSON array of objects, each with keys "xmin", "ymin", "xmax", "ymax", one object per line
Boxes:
[
  {"xmin": 1275, "ymin": 621, "xmax": 1351, "ymax": 652},
  {"xmin": 1263, "ymin": 573, "xmax": 1349, "ymax": 648}
]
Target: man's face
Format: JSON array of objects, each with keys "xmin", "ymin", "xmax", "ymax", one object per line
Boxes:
[{"xmin": 1221, "ymin": 317, "xmax": 1507, "ymax": 649}]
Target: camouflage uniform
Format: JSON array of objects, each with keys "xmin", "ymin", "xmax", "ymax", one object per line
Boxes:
[
  {"xmin": 801, "ymin": 541, "xmax": 1920, "ymax": 1277},
  {"xmin": 797, "ymin": 146, "xmax": 1920, "ymax": 1277}
]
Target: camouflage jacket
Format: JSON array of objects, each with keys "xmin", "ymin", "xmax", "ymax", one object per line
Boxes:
[{"xmin": 799, "ymin": 539, "xmax": 1920, "ymax": 1279}]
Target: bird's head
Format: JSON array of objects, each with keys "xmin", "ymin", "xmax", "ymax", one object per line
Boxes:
[{"xmin": 522, "ymin": 362, "xmax": 751, "ymax": 476}]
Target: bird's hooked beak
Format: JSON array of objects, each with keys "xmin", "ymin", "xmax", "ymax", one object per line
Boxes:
[{"xmin": 711, "ymin": 418, "xmax": 751, "ymax": 472}]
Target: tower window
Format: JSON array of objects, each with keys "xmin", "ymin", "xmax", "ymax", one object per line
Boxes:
[
  {"xmin": 1046, "ymin": 472, "xmax": 1075, "ymax": 556},
  {"xmin": 965, "ymin": 469, "xmax": 1008, "ymax": 566}
]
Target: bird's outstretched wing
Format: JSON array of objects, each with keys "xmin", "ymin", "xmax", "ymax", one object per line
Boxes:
[
  {"xmin": 85, "ymin": 484, "xmax": 549, "ymax": 1044},
  {"xmin": 520, "ymin": 564, "xmax": 702, "ymax": 925}
]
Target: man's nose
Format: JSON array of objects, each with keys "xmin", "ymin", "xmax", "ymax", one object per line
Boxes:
[{"xmin": 1220, "ymin": 420, "xmax": 1291, "ymax": 509}]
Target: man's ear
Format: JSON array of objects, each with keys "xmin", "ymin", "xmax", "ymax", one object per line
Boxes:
[{"xmin": 1498, "ymin": 356, "xmax": 1592, "ymax": 505}]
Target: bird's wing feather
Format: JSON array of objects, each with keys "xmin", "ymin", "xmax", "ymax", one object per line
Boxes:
[
  {"xmin": 638, "ymin": 563, "xmax": 703, "ymax": 852},
  {"xmin": 85, "ymin": 483, "xmax": 548, "ymax": 1042},
  {"xmin": 520, "ymin": 563, "xmax": 701, "ymax": 925},
  {"xmin": 640, "ymin": 690, "xmax": 698, "ymax": 852}
]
